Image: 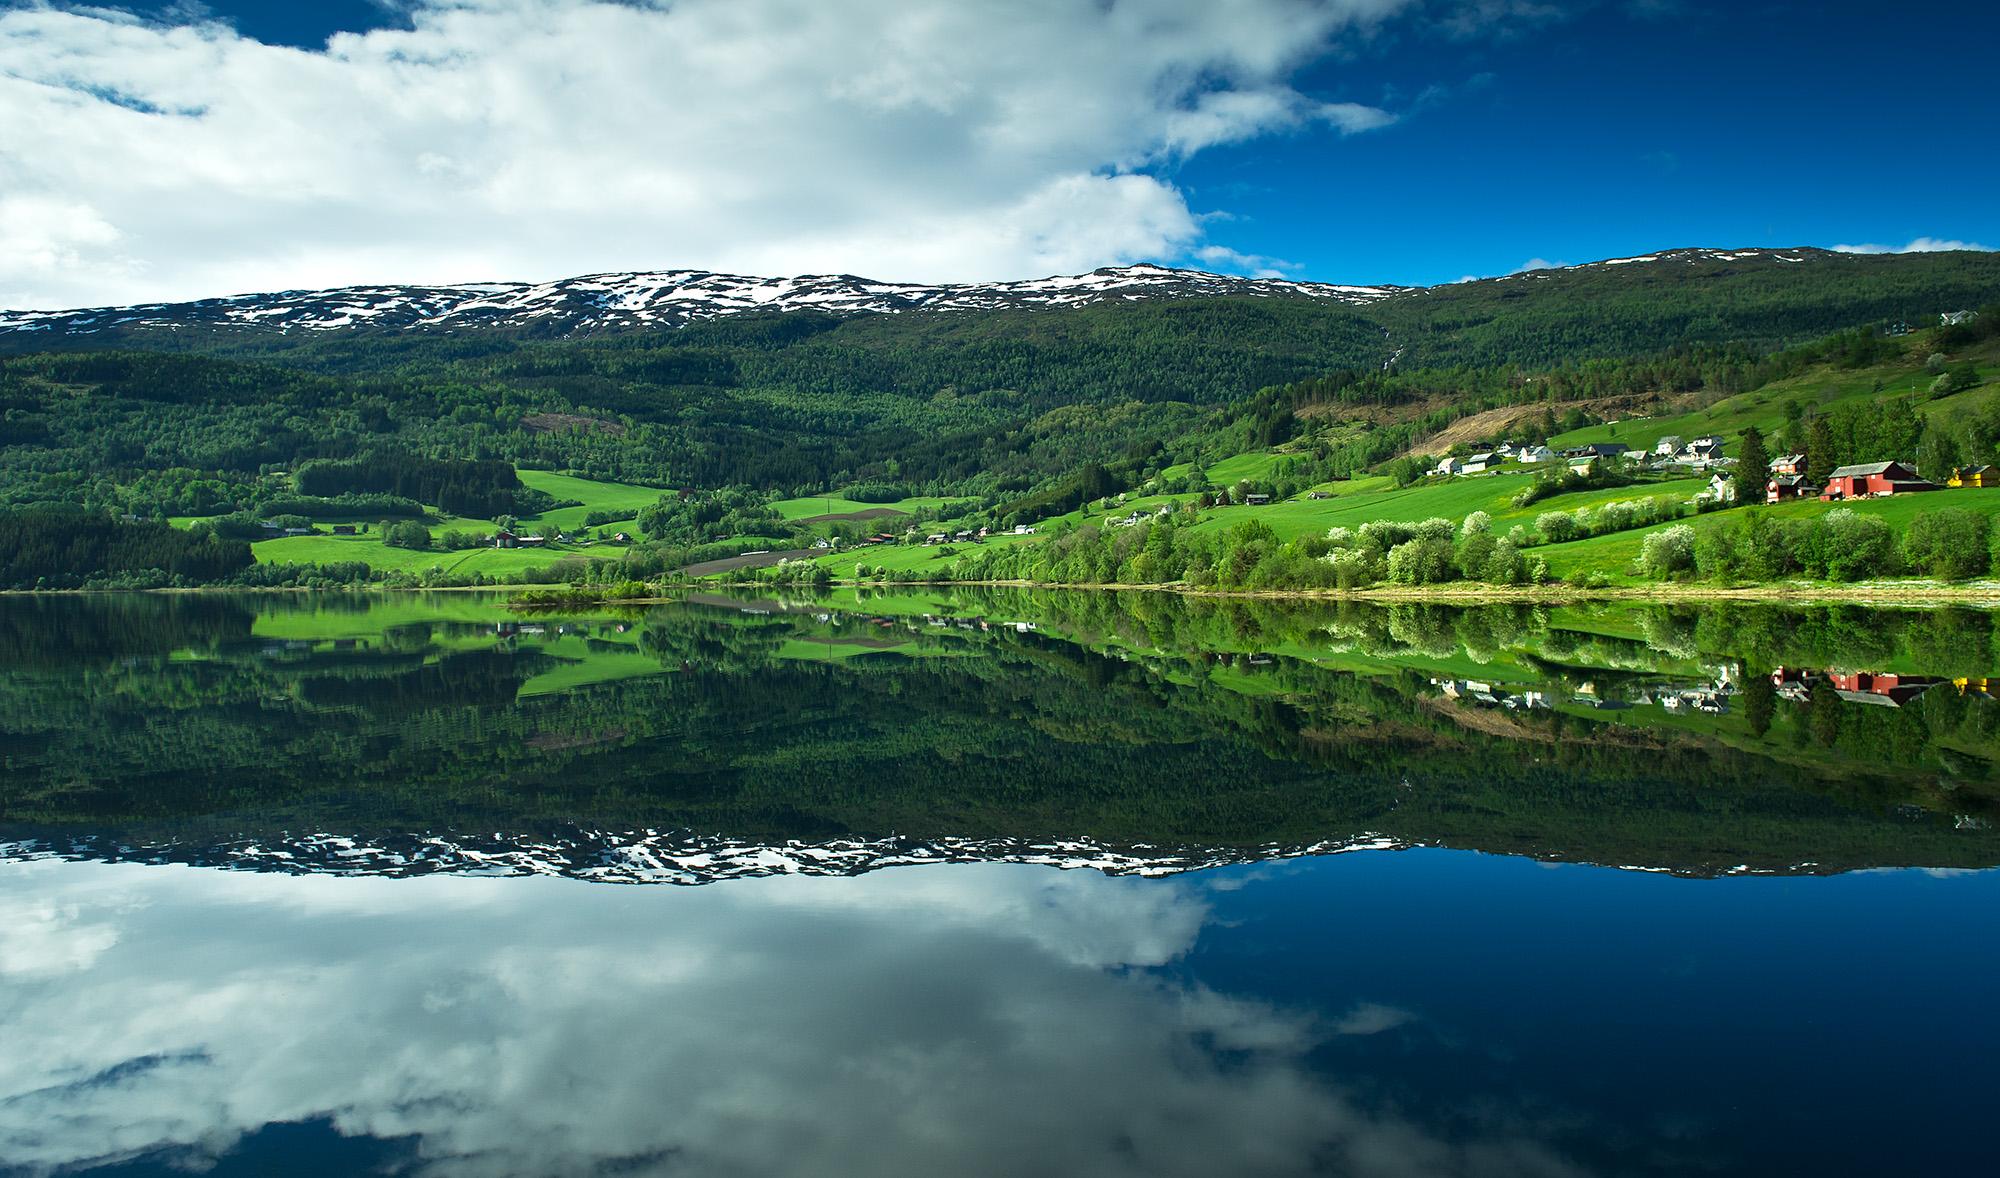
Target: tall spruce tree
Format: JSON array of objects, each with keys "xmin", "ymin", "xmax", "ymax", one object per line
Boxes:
[
  {"xmin": 1805, "ymin": 417, "xmax": 1836, "ymax": 484},
  {"xmin": 1734, "ymin": 426, "xmax": 1769, "ymax": 507}
]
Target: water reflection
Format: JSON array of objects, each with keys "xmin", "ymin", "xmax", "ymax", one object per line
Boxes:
[
  {"xmin": 4, "ymin": 853, "xmax": 1995, "ymax": 1177},
  {"xmin": 6, "ymin": 592, "xmax": 2000, "ymax": 1175},
  {"xmin": 0, "ymin": 860, "xmax": 1455, "ymax": 1177},
  {"xmin": 1, "ymin": 591, "xmax": 1997, "ymax": 877}
]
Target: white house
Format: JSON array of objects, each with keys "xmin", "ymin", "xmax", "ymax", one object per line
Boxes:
[
  {"xmin": 1462, "ymin": 451, "xmax": 1505, "ymax": 473},
  {"xmin": 1435, "ymin": 456, "xmax": 1467, "ymax": 477},
  {"xmin": 1653, "ymin": 436, "xmax": 1684, "ymax": 456},
  {"xmin": 1517, "ymin": 444, "xmax": 1555, "ymax": 464}
]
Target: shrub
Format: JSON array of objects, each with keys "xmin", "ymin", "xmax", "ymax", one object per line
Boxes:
[
  {"xmin": 1386, "ymin": 534, "xmax": 1457, "ymax": 584},
  {"xmin": 1455, "ymin": 512, "xmax": 1496, "ymax": 578},
  {"xmin": 1819, "ymin": 510, "xmax": 1898, "ymax": 581},
  {"xmin": 1326, "ymin": 547, "xmax": 1378, "ymax": 589},
  {"xmin": 1903, "ymin": 507, "xmax": 1990, "ymax": 580},
  {"xmin": 1640, "ymin": 525, "xmax": 1697, "ymax": 579},
  {"xmin": 1483, "ymin": 538, "xmax": 1527, "ymax": 584},
  {"xmin": 383, "ymin": 520, "xmax": 432, "ymax": 550},
  {"xmin": 1536, "ymin": 510, "xmax": 1582, "ymax": 544}
]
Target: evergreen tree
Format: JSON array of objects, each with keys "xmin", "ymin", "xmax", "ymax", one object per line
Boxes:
[
  {"xmin": 1734, "ymin": 426, "xmax": 1769, "ymax": 507},
  {"xmin": 1805, "ymin": 417, "xmax": 1836, "ymax": 485}
]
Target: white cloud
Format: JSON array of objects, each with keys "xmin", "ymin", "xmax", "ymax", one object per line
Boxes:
[
  {"xmin": 1513, "ymin": 257, "xmax": 1560, "ymax": 272},
  {"xmin": 1832, "ymin": 237, "xmax": 1994, "ymax": 255},
  {"xmin": 1194, "ymin": 243, "xmax": 1301, "ymax": 279},
  {"xmin": 0, "ymin": 0, "xmax": 1422, "ymax": 310}
]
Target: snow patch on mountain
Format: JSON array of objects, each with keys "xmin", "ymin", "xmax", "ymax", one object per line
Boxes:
[{"xmin": 0, "ymin": 264, "xmax": 1411, "ymax": 339}]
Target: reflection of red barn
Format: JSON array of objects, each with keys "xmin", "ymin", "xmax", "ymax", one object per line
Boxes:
[
  {"xmin": 1819, "ymin": 461, "xmax": 1937, "ymax": 500},
  {"xmin": 1769, "ymin": 665, "xmax": 1815, "ymax": 701},
  {"xmin": 1826, "ymin": 670, "xmax": 1943, "ymax": 707}
]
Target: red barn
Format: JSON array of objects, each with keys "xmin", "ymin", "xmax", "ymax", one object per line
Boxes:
[{"xmin": 1819, "ymin": 461, "xmax": 1937, "ymax": 500}]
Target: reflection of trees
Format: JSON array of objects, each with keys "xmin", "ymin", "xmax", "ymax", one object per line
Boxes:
[
  {"xmin": 0, "ymin": 594, "xmax": 254, "ymax": 667},
  {"xmin": 3, "ymin": 592, "xmax": 1998, "ymax": 871}
]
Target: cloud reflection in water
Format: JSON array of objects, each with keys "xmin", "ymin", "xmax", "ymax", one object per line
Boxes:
[{"xmin": 0, "ymin": 860, "xmax": 1582, "ymax": 1177}]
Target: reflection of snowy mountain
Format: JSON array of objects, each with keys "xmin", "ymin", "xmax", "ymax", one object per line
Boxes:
[
  {"xmin": 0, "ymin": 828, "xmax": 1405, "ymax": 885},
  {"xmin": 0, "ymin": 825, "xmax": 1901, "ymax": 882}
]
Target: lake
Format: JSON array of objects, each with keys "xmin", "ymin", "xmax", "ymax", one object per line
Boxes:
[{"xmin": 2, "ymin": 589, "xmax": 1996, "ymax": 1176}]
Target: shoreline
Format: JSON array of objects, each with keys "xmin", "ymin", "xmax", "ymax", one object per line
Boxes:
[{"xmin": 12, "ymin": 579, "xmax": 2000, "ymax": 607}]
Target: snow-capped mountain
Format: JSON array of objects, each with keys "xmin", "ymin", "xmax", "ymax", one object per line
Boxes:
[{"xmin": 0, "ymin": 263, "xmax": 1410, "ymax": 339}]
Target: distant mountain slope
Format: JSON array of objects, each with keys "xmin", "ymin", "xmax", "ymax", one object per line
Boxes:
[
  {"xmin": 0, "ymin": 263, "xmax": 1407, "ymax": 339},
  {"xmin": 4, "ymin": 247, "xmax": 1995, "ymax": 377},
  {"xmin": 1371, "ymin": 246, "xmax": 2000, "ymax": 367}
]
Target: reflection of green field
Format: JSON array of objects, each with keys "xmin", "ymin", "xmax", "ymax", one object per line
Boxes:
[
  {"xmin": 518, "ymin": 634, "xmax": 659, "ymax": 696},
  {"xmin": 249, "ymin": 595, "xmax": 519, "ymax": 639}
]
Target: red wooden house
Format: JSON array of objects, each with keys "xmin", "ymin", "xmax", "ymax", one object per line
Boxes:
[
  {"xmin": 1766, "ymin": 475, "xmax": 1816, "ymax": 503},
  {"xmin": 1819, "ymin": 461, "xmax": 1937, "ymax": 500}
]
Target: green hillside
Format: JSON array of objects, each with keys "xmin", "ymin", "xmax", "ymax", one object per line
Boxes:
[{"xmin": 5, "ymin": 248, "xmax": 2000, "ymax": 590}]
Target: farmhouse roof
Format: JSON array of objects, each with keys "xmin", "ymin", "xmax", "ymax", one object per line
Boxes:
[{"xmin": 1827, "ymin": 462, "xmax": 1900, "ymax": 478}]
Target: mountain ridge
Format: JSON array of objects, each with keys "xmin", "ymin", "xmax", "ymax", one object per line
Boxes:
[
  {"xmin": 0, "ymin": 246, "xmax": 1889, "ymax": 340},
  {"xmin": 0, "ymin": 262, "xmax": 1411, "ymax": 338}
]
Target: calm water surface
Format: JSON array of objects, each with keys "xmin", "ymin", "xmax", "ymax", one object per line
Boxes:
[{"xmin": 2, "ymin": 590, "xmax": 1996, "ymax": 1176}]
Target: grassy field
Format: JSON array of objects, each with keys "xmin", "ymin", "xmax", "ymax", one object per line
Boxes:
[
  {"xmin": 186, "ymin": 468, "xmax": 665, "ymax": 573},
  {"xmin": 811, "ymin": 532, "xmax": 1037, "ymax": 577},
  {"xmin": 516, "ymin": 470, "xmax": 666, "ymax": 532},
  {"xmin": 1175, "ymin": 472, "xmax": 1710, "ymax": 541},
  {"xmin": 1548, "ymin": 341, "xmax": 1996, "ymax": 456},
  {"xmin": 251, "ymin": 533, "xmax": 604, "ymax": 576},
  {"xmin": 1157, "ymin": 450, "xmax": 1288, "ymax": 488},
  {"xmin": 1535, "ymin": 486, "xmax": 2000, "ymax": 582},
  {"xmin": 770, "ymin": 494, "xmax": 975, "ymax": 521}
]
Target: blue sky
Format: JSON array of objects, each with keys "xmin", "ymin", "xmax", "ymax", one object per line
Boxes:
[
  {"xmin": 1, "ymin": 0, "xmax": 1994, "ymax": 307},
  {"xmin": 1180, "ymin": 0, "xmax": 2000, "ymax": 283}
]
